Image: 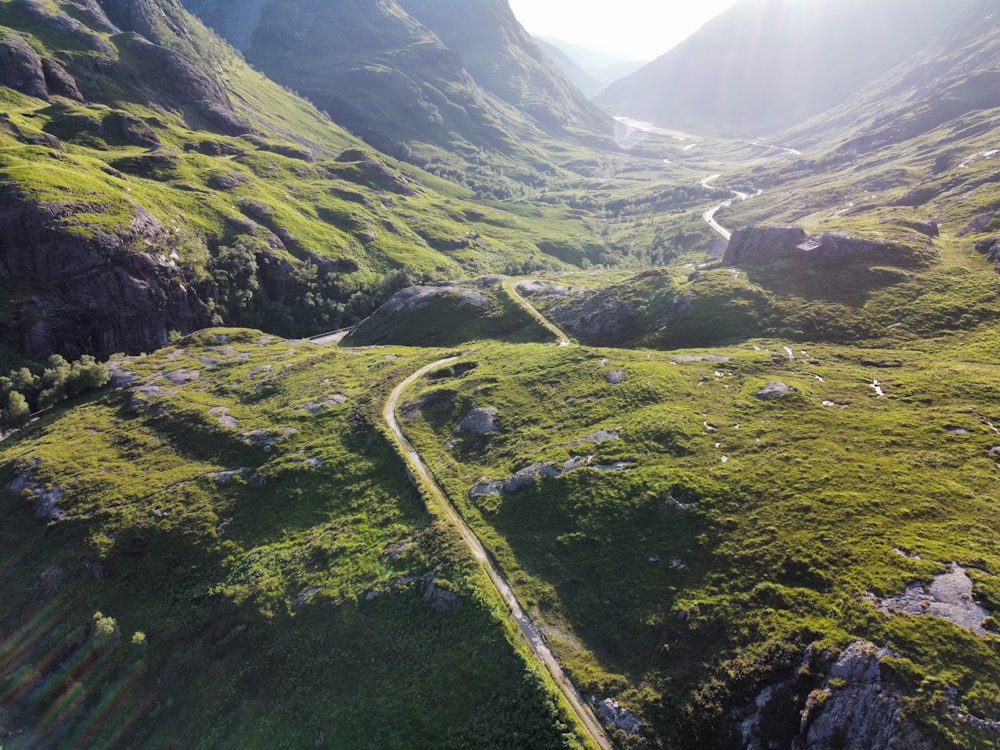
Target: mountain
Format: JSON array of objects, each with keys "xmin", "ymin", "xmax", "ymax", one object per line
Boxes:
[
  {"xmin": 536, "ymin": 36, "xmax": 647, "ymax": 95},
  {"xmin": 535, "ymin": 38, "xmax": 604, "ymax": 98},
  {"xmin": 597, "ymin": 0, "xmax": 975, "ymax": 134},
  {"xmin": 179, "ymin": 0, "xmax": 614, "ymax": 171},
  {"xmin": 0, "ymin": 0, "xmax": 616, "ymax": 360}
]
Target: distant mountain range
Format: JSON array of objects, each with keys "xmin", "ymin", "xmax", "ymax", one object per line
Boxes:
[
  {"xmin": 598, "ymin": 0, "xmax": 976, "ymax": 134},
  {"xmin": 534, "ymin": 36, "xmax": 646, "ymax": 97}
]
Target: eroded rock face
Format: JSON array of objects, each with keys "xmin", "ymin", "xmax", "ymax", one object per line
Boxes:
[
  {"xmin": 114, "ymin": 35, "xmax": 253, "ymax": 136},
  {"xmin": 41, "ymin": 58, "xmax": 84, "ymax": 101},
  {"xmin": 738, "ymin": 641, "xmax": 933, "ymax": 750},
  {"xmin": 797, "ymin": 641, "xmax": 912, "ymax": 750},
  {"xmin": 0, "ymin": 32, "xmax": 49, "ymax": 99},
  {"xmin": 975, "ymin": 236, "xmax": 1000, "ymax": 272},
  {"xmin": 0, "ymin": 186, "xmax": 211, "ymax": 358}
]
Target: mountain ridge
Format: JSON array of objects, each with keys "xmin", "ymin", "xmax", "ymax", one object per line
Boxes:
[{"xmin": 598, "ymin": 0, "xmax": 976, "ymax": 134}]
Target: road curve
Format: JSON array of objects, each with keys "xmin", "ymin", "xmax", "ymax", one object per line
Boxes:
[
  {"xmin": 501, "ymin": 278, "xmax": 573, "ymax": 346},
  {"xmin": 384, "ymin": 357, "xmax": 611, "ymax": 750}
]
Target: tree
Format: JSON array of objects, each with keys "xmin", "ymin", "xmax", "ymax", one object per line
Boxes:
[{"xmin": 2, "ymin": 391, "xmax": 31, "ymax": 427}]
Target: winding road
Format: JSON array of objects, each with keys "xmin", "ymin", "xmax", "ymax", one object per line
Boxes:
[{"xmin": 383, "ymin": 358, "xmax": 611, "ymax": 750}]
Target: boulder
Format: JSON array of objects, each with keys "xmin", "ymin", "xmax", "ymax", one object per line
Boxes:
[
  {"xmin": 975, "ymin": 236, "xmax": 1000, "ymax": 272},
  {"xmin": 755, "ymin": 381, "xmax": 797, "ymax": 398},
  {"xmin": 458, "ymin": 406, "xmax": 499, "ymax": 435}
]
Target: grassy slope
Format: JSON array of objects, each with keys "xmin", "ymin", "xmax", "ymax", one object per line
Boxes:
[
  {"xmin": 0, "ymin": 330, "xmax": 587, "ymax": 749},
  {"xmin": 399, "ymin": 333, "xmax": 1000, "ymax": 748},
  {"xmin": 0, "ymin": 0, "xmax": 625, "ymax": 344}
]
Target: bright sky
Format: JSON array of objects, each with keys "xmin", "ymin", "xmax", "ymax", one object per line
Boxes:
[{"xmin": 508, "ymin": 0, "xmax": 740, "ymax": 61}]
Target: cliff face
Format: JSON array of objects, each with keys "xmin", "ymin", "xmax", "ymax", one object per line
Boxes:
[{"xmin": 0, "ymin": 187, "xmax": 210, "ymax": 359}]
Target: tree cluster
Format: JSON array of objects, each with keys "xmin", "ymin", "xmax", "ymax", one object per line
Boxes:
[{"xmin": 0, "ymin": 355, "xmax": 111, "ymax": 427}]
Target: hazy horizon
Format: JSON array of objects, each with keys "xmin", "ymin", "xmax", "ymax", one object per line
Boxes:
[{"xmin": 508, "ymin": 0, "xmax": 740, "ymax": 60}]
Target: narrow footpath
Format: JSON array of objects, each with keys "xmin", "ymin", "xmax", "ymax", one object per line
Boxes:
[
  {"xmin": 501, "ymin": 277, "xmax": 573, "ymax": 345},
  {"xmin": 383, "ymin": 358, "xmax": 611, "ymax": 750}
]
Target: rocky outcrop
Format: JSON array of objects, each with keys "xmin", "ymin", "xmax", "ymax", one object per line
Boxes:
[
  {"xmin": 0, "ymin": 32, "xmax": 50, "ymax": 99},
  {"xmin": 470, "ymin": 456, "xmax": 631, "ymax": 496},
  {"xmin": 41, "ymin": 58, "xmax": 84, "ymax": 101},
  {"xmin": 796, "ymin": 641, "xmax": 920, "ymax": 750},
  {"xmin": 114, "ymin": 34, "xmax": 253, "ymax": 136},
  {"xmin": 722, "ymin": 226, "xmax": 933, "ymax": 269},
  {"xmin": 873, "ymin": 563, "xmax": 992, "ymax": 634},
  {"xmin": 975, "ymin": 235, "xmax": 1000, "ymax": 272},
  {"xmin": 518, "ymin": 281, "xmax": 636, "ymax": 344},
  {"xmin": 0, "ymin": 186, "xmax": 210, "ymax": 358},
  {"xmin": 458, "ymin": 406, "xmax": 499, "ymax": 435},
  {"xmin": 0, "ymin": 31, "xmax": 86, "ymax": 103},
  {"xmin": 737, "ymin": 641, "xmax": 933, "ymax": 750}
]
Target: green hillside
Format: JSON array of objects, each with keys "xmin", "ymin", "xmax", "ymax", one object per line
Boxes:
[
  {"xmin": 2, "ymin": 0, "xmax": 1000, "ymax": 748},
  {"xmin": 0, "ymin": 331, "xmax": 590, "ymax": 749}
]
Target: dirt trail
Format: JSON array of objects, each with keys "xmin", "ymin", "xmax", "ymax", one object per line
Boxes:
[
  {"xmin": 501, "ymin": 277, "xmax": 573, "ymax": 345},
  {"xmin": 384, "ymin": 358, "xmax": 610, "ymax": 750}
]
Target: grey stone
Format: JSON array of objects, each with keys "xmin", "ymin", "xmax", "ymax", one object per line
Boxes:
[
  {"xmin": 755, "ymin": 381, "xmax": 797, "ymax": 398},
  {"xmin": 458, "ymin": 406, "xmax": 499, "ymax": 435}
]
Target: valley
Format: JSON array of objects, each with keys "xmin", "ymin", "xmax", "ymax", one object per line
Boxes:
[{"xmin": 1, "ymin": 0, "xmax": 999, "ymax": 749}]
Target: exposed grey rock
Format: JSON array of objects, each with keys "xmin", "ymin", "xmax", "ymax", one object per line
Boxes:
[
  {"xmin": 0, "ymin": 185, "xmax": 212, "ymax": 359},
  {"xmin": 458, "ymin": 406, "xmax": 499, "ymax": 435},
  {"xmin": 959, "ymin": 212, "xmax": 998, "ymax": 237},
  {"xmin": 209, "ymin": 407, "xmax": 239, "ymax": 429},
  {"xmin": 114, "ymin": 34, "xmax": 253, "ymax": 136},
  {"xmin": 207, "ymin": 467, "xmax": 253, "ymax": 484},
  {"xmin": 471, "ymin": 457, "xmax": 632, "ymax": 496},
  {"xmin": 974, "ymin": 235, "xmax": 1000, "ymax": 272},
  {"xmin": 292, "ymin": 587, "xmax": 320, "ymax": 610},
  {"xmin": 5, "ymin": 460, "xmax": 65, "ymax": 520},
  {"xmin": 670, "ymin": 354, "xmax": 732, "ymax": 363},
  {"xmin": 516, "ymin": 279, "xmax": 580, "ymax": 298},
  {"xmin": 21, "ymin": 0, "xmax": 118, "ymax": 51},
  {"xmin": 302, "ymin": 395, "xmax": 347, "ymax": 414},
  {"xmin": 606, "ymin": 369, "xmax": 626, "ymax": 385},
  {"xmin": 384, "ymin": 284, "xmax": 490, "ymax": 316},
  {"xmin": 755, "ymin": 381, "xmax": 797, "ymax": 398},
  {"xmin": 209, "ymin": 171, "xmax": 247, "ymax": 190},
  {"xmin": 420, "ymin": 572, "xmax": 461, "ymax": 613},
  {"xmin": 598, "ymin": 698, "xmax": 642, "ymax": 734},
  {"xmin": 797, "ymin": 641, "xmax": 906, "ymax": 750},
  {"xmin": 560, "ymin": 429, "xmax": 620, "ymax": 447},
  {"xmin": 876, "ymin": 563, "xmax": 991, "ymax": 634},
  {"xmin": 164, "ymin": 369, "xmax": 200, "ymax": 385},
  {"xmin": 504, "ymin": 462, "xmax": 561, "ymax": 493},
  {"xmin": 41, "ymin": 58, "xmax": 83, "ymax": 101}
]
